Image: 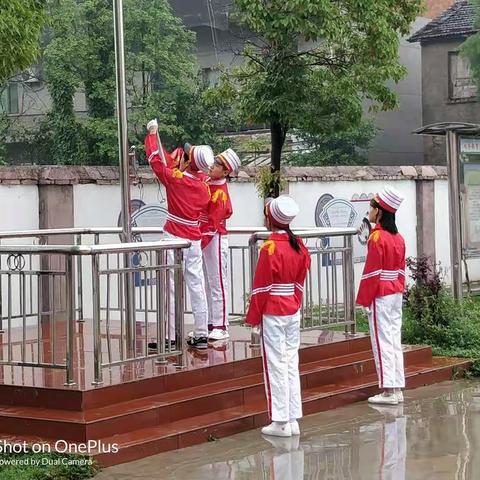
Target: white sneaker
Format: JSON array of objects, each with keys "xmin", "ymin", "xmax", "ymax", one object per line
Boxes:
[
  {"xmin": 262, "ymin": 435, "xmax": 300, "ymax": 450},
  {"xmin": 396, "ymin": 391, "xmax": 404, "ymax": 403},
  {"xmin": 290, "ymin": 420, "xmax": 300, "ymax": 435},
  {"xmin": 208, "ymin": 328, "xmax": 229, "ymax": 341},
  {"xmin": 368, "ymin": 393, "xmax": 398, "ymax": 405},
  {"xmin": 369, "ymin": 404, "xmax": 404, "ymax": 418},
  {"xmin": 261, "ymin": 422, "xmax": 292, "ymax": 437}
]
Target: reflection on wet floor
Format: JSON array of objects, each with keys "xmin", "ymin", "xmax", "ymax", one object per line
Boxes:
[{"xmin": 95, "ymin": 380, "xmax": 480, "ymax": 480}]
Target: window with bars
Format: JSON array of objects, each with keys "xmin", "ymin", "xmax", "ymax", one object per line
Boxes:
[
  {"xmin": 0, "ymin": 82, "xmax": 19, "ymax": 114},
  {"xmin": 448, "ymin": 51, "xmax": 477, "ymax": 101}
]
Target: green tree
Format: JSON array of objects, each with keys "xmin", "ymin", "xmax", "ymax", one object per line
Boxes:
[
  {"xmin": 124, "ymin": 0, "xmax": 202, "ymax": 154},
  {"xmin": 0, "ymin": 0, "xmax": 47, "ymax": 83},
  {"xmin": 31, "ymin": 0, "xmax": 228, "ymax": 165},
  {"xmin": 83, "ymin": 0, "xmax": 116, "ymax": 119},
  {"xmin": 42, "ymin": 0, "xmax": 86, "ymax": 165},
  {"xmin": 227, "ymin": 0, "xmax": 422, "ymax": 196},
  {"xmin": 80, "ymin": 0, "xmax": 117, "ymax": 164},
  {"xmin": 461, "ymin": 0, "xmax": 480, "ymax": 89},
  {"xmin": 79, "ymin": 0, "xmax": 228, "ymax": 164}
]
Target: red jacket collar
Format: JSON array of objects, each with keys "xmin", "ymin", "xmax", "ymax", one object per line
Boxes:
[{"xmin": 269, "ymin": 231, "xmax": 288, "ymax": 240}]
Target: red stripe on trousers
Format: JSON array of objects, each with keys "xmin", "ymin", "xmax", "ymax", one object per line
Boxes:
[
  {"xmin": 218, "ymin": 236, "xmax": 226, "ymax": 328},
  {"xmin": 261, "ymin": 328, "xmax": 273, "ymax": 420},
  {"xmin": 372, "ymin": 300, "xmax": 385, "ymax": 389}
]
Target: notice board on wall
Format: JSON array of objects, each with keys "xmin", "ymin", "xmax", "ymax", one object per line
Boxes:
[{"xmin": 460, "ymin": 137, "xmax": 480, "ymax": 254}]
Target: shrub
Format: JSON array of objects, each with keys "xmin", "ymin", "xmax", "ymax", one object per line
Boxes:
[{"xmin": 402, "ymin": 256, "xmax": 480, "ymax": 373}]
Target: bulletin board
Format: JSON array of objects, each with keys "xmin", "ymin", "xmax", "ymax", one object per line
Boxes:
[{"xmin": 460, "ymin": 137, "xmax": 480, "ymax": 255}]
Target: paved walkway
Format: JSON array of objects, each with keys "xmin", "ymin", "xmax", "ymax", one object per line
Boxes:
[{"xmin": 95, "ymin": 380, "xmax": 480, "ymax": 479}]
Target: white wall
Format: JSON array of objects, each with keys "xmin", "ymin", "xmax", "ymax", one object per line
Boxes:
[
  {"xmin": 0, "ymin": 178, "xmax": 465, "ymax": 284},
  {"xmin": 0, "ymin": 185, "xmax": 38, "ymax": 245},
  {"xmin": 3, "ymin": 177, "xmax": 477, "ymax": 324},
  {"xmin": 73, "ymin": 181, "xmax": 265, "ymax": 240},
  {"xmin": 0, "ymin": 185, "xmax": 39, "ymax": 328},
  {"xmin": 1, "ymin": 178, "xmax": 474, "ymax": 282},
  {"xmin": 435, "ymin": 180, "xmax": 452, "ymax": 283},
  {"xmin": 72, "ymin": 178, "xmax": 424, "ymax": 315},
  {"xmin": 289, "ymin": 179, "xmax": 418, "ymax": 294}
]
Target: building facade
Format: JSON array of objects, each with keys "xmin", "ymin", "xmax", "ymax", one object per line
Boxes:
[
  {"xmin": 169, "ymin": 0, "xmax": 431, "ymax": 166},
  {"xmin": 0, "ymin": 0, "xmax": 463, "ymax": 166},
  {"xmin": 409, "ymin": 0, "xmax": 479, "ymax": 164}
]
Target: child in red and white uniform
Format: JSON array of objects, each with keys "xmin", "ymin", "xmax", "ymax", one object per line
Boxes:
[
  {"xmin": 246, "ymin": 196, "xmax": 311, "ymax": 437},
  {"xmin": 357, "ymin": 186, "xmax": 406, "ymax": 405},
  {"xmin": 144, "ymin": 119, "xmax": 213, "ymax": 350},
  {"xmin": 199, "ymin": 148, "xmax": 241, "ymax": 342}
]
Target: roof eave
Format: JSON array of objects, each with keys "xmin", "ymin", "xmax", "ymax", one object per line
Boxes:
[{"xmin": 408, "ymin": 30, "xmax": 478, "ymax": 44}]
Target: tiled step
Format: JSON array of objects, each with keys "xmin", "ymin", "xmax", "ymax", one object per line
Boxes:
[
  {"xmin": 0, "ymin": 335, "xmax": 372, "ymax": 411},
  {"xmin": 0, "ymin": 345, "xmax": 433, "ymax": 441},
  {"xmin": 82, "ymin": 335, "xmax": 373, "ymax": 410},
  {"xmin": 94, "ymin": 356, "xmax": 470, "ymax": 467}
]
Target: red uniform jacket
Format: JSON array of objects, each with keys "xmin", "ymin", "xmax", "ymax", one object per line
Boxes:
[
  {"xmin": 356, "ymin": 224, "xmax": 406, "ymax": 307},
  {"xmin": 245, "ymin": 232, "xmax": 311, "ymax": 326},
  {"xmin": 200, "ymin": 178, "xmax": 233, "ymax": 249},
  {"xmin": 144, "ymin": 134, "xmax": 178, "ymax": 169},
  {"xmin": 145, "ymin": 133, "xmax": 210, "ymax": 241}
]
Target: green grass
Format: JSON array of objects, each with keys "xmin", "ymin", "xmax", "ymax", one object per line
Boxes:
[
  {"xmin": 0, "ymin": 452, "xmax": 99, "ymax": 480},
  {"xmin": 401, "ymin": 287, "xmax": 480, "ymax": 375},
  {"xmin": 312, "ymin": 293, "xmax": 480, "ymax": 377}
]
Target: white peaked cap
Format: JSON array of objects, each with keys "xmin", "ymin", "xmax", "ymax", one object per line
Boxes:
[
  {"xmin": 190, "ymin": 145, "xmax": 215, "ymax": 173},
  {"xmin": 376, "ymin": 185, "xmax": 404, "ymax": 213},
  {"xmin": 146, "ymin": 118, "xmax": 158, "ymax": 132},
  {"xmin": 217, "ymin": 148, "xmax": 241, "ymax": 174},
  {"xmin": 268, "ymin": 195, "xmax": 300, "ymax": 226}
]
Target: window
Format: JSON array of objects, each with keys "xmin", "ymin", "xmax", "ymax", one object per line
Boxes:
[
  {"xmin": 201, "ymin": 67, "xmax": 220, "ymax": 86},
  {"xmin": 0, "ymin": 82, "xmax": 19, "ymax": 114},
  {"xmin": 448, "ymin": 51, "xmax": 477, "ymax": 101}
]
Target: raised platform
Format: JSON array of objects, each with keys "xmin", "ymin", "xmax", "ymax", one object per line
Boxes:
[{"xmin": 0, "ymin": 322, "xmax": 471, "ymax": 467}]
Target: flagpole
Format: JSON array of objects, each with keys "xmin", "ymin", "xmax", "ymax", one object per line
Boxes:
[{"xmin": 113, "ymin": 0, "xmax": 135, "ymax": 351}]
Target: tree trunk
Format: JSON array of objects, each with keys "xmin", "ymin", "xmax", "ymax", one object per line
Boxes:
[{"xmin": 270, "ymin": 118, "xmax": 286, "ymax": 198}]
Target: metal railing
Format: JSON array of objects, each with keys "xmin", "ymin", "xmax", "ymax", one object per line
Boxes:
[
  {"xmin": 0, "ymin": 238, "xmax": 188, "ymax": 385},
  {"xmin": 0, "ymin": 225, "xmax": 357, "ymax": 383},
  {"xmin": 0, "ymin": 225, "xmax": 357, "ymax": 329},
  {"xmin": 0, "ymin": 227, "xmax": 165, "ymax": 328}
]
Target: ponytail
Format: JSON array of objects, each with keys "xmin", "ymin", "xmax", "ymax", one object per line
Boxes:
[{"xmin": 285, "ymin": 226, "xmax": 301, "ymax": 253}]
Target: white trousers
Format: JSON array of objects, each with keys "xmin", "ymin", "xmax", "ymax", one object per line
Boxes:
[
  {"xmin": 203, "ymin": 233, "xmax": 229, "ymax": 330},
  {"xmin": 165, "ymin": 232, "xmax": 208, "ymax": 339},
  {"xmin": 262, "ymin": 436, "xmax": 304, "ymax": 480},
  {"xmin": 382, "ymin": 412, "xmax": 407, "ymax": 480},
  {"xmin": 261, "ymin": 311, "xmax": 302, "ymax": 422},
  {"xmin": 368, "ymin": 293, "xmax": 405, "ymax": 389}
]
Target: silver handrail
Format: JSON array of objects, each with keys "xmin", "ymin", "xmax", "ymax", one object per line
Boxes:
[
  {"xmin": 0, "ymin": 225, "xmax": 321, "ymax": 239},
  {"xmin": 0, "ymin": 226, "xmax": 165, "ymax": 239},
  {"xmin": 0, "ymin": 239, "xmax": 190, "ymax": 255},
  {"xmin": 0, "ymin": 238, "xmax": 189, "ymax": 385},
  {"xmin": 249, "ymin": 227, "xmax": 358, "ymax": 242},
  {"xmin": 0, "ymin": 225, "xmax": 359, "ymax": 384}
]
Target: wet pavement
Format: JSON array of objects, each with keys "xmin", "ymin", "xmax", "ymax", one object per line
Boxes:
[{"xmin": 95, "ymin": 380, "xmax": 480, "ymax": 479}]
